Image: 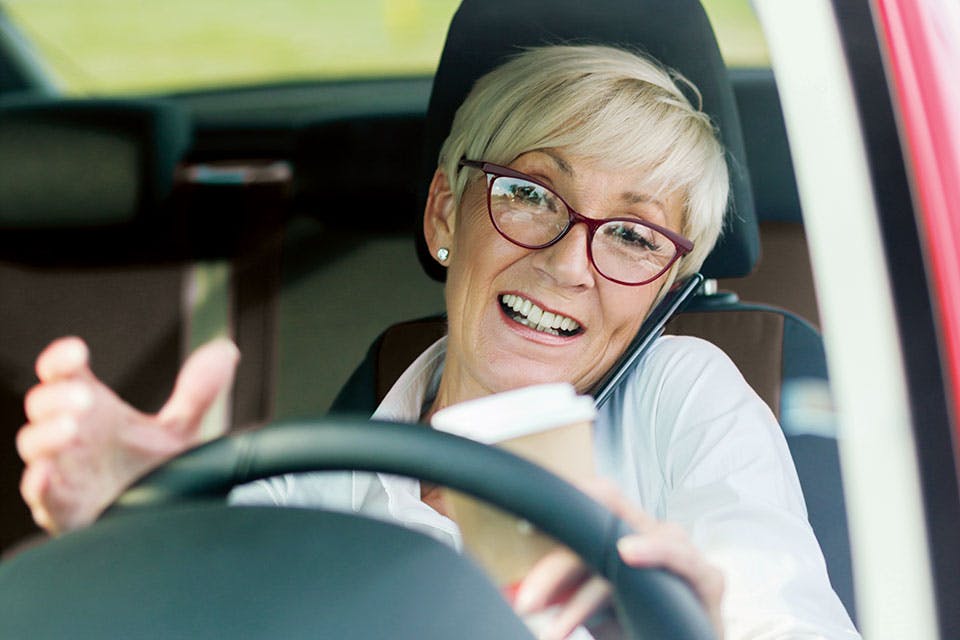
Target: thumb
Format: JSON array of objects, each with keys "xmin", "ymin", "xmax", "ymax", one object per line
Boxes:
[{"xmin": 157, "ymin": 338, "xmax": 240, "ymax": 434}]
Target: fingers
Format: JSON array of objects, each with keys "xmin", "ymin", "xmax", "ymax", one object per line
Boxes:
[
  {"xmin": 26, "ymin": 337, "xmax": 95, "ymax": 425},
  {"xmin": 158, "ymin": 338, "xmax": 239, "ymax": 434},
  {"xmin": 618, "ymin": 526, "xmax": 725, "ymax": 635},
  {"xmin": 20, "ymin": 458, "xmax": 104, "ymax": 535},
  {"xmin": 580, "ymin": 480, "xmax": 725, "ymax": 636},
  {"xmin": 618, "ymin": 525, "xmax": 696, "ymax": 575},
  {"xmin": 16, "ymin": 416, "xmax": 78, "ymax": 461},
  {"xmin": 579, "ymin": 477, "xmax": 656, "ymax": 533},
  {"xmin": 514, "ymin": 481, "xmax": 725, "ymax": 639},
  {"xmin": 16, "ymin": 336, "xmax": 231, "ymax": 536},
  {"xmin": 515, "ymin": 547, "xmax": 589, "ymax": 614},
  {"xmin": 24, "ymin": 380, "xmax": 93, "ymax": 424},
  {"xmin": 515, "ymin": 547, "xmax": 612, "ymax": 640},
  {"xmin": 540, "ymin": 577, "xmax": 611, "ymax": 640},
  {"xmin": 20, "ymin": 457, "xmax": 50, "ymax": 515},
  {"xmin": 35, "ymin": 337, "xmax": 91, "ymax": 383},
  {"xmin": 582, "ymin": 480, "xmax": 706, "ymax": 594},
  {"xmin": 19, "ymin": 458, "xmax": 55, "ymax": 532}
]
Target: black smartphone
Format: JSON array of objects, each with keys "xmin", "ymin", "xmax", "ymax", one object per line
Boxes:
[{"xmin": 590, "ymin": 273, "xmax": 704, "ymax": 408}]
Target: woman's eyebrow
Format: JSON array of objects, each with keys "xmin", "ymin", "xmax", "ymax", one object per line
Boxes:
[
  {"xmin": 541, "ymin": 149, "xmax": 574, "ymax": 175},
  {"xmin": 622, "ymin": 191, "xmax": 666, "ymax": 212},
  {"xmin": 539, "ymin": 149, "xmax": 667, "ymax": 215}
]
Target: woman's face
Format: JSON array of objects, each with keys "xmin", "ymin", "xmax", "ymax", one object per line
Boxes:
[{"xmin": 425, "ymin": 148, "xmax": 685, "ymax": 404}]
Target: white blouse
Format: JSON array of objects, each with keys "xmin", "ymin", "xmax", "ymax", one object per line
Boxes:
[{"xmin": 229, "ymin": 335, "xmax": 859, "ymax": 639}]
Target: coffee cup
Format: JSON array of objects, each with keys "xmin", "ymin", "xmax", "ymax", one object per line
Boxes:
[{"xmin": 431, "ymin": 383, "xmax": 597, "ymax": 587}]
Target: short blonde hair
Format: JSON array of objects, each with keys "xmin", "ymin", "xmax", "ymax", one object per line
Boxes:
[{"xmin": 438, "ymin": 45, "xmax": 728, "ymax": 281}]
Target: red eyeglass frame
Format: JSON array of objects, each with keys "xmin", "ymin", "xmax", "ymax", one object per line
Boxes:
[{"xmin": 459, "ymin": 159, "xmax": 694, "ymax": 286}]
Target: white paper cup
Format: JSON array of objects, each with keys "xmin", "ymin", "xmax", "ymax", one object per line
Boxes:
[{"xmin": 431, "ymin": 383, "xmax": 597, "ymax": 586}]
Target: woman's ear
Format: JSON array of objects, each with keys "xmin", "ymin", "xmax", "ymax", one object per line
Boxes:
[{"xmin": 423, "ymin": 168, "xmax": 457, "ymax": 264}]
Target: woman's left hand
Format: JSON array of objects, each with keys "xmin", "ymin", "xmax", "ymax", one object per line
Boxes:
[{"xmin": 513, "ymin": 479, "xmax": 725, "ymax": 640}]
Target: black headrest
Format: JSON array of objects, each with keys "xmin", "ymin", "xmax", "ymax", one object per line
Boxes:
[
  {"xmin": 730, "ymin": 68, "xmax": 802, "ymax": 223},
  {"xmin": 416, "ymin": 0, "xmax": 759, "ymax": 282}
]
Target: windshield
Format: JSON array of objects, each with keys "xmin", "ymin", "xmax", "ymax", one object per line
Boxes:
[{"xmin": 4, "ymin": 0, "xmax": 768, "ymax": 95}]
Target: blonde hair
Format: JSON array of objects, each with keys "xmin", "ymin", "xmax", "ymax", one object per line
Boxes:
[{"xmin": 438, "ymin": 45, "xmax": 728, "ymax": 282}]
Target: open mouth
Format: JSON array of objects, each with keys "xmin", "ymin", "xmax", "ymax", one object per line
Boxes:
[{"xmin": 499, "ymin": 294, "xmax": 583, "ymax": 337}]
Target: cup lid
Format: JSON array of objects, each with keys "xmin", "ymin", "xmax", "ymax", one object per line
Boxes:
[{"xmin": 430, "ymin": 383, "xmax": 597, "ymax": 444}]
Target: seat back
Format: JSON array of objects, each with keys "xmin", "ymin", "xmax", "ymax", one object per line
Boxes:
[{"xmin": 0, "ymin": 98, "xmax": 289, "ymax": 553}]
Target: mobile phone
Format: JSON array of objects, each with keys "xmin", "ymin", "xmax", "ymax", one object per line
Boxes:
[{"xmin": 590, "ymin": 273, "xmax": 704, "ymax": 408}]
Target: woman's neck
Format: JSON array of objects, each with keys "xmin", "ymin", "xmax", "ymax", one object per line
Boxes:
[{"xmin": 421, "ymin": 361, "xmax": 495, "ymax": 423}]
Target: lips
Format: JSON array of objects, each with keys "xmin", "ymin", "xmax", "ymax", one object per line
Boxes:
[{"xmin": 499, "ymin": 294, "xmax": 583, "ymax": 337}]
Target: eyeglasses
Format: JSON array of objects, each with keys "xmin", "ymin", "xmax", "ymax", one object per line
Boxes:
[{"xmin": 459, "ymin": 159, "xmax": 693, "ymax": 286}]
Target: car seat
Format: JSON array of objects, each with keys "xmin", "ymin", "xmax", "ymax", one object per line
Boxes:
[
  {"xmin": 330, "ymin": 0, "xmax": 857, "ymax": 625},
  {"xmin": 0, "ymin": 97, "xmax": 290, "ymax": 553},
  {"xmin": 723, "ymin": 67, "xmax": 821, "ymax": 328}
]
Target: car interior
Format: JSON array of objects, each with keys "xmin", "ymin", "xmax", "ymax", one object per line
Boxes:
[{"xmin": 0, "ymin": 0, "xmax": 856, "ymax": 635}]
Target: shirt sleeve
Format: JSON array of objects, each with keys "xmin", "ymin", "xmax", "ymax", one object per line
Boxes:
[
  {"xmin": 626, "ymin": 336, "xmax": 859, "ymax": 639},
  {"xmin": 227, "ymin": 471, "xmax": 358, "ymax": 511}
]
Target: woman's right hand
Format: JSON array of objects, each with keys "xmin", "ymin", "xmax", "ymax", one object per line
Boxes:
[
  {"xmin": 514, "ymin": 479, "xmax": 725, "ymax": 640},
  {"xmin": 16, "ymin": 336, "xmax": 240, "ymax": 534}
]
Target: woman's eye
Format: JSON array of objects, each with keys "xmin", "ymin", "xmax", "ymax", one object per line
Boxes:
[
  {"xmin": 604, "ymin": 223, "xmax": 658, "ymax": 251},
  {"xmin": 492, "ymin": 177, "xmax": 562, "ymax": 213},
  {"xmin": 512, "ymin": 183, "xmax": 549, "ymax": 206}
]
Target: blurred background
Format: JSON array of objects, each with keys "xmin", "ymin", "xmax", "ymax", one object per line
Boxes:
[{"xmin": 4, "ymin": 0, "xmax": 767, "ymax": 95}]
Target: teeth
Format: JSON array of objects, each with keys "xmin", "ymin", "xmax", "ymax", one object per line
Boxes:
[
  {"xmin": 528, "ymin": 305, "xmax": 543, "ymax": 325},
  {"xmin": 499, "ymin": 294, "xmax": 581, "ymax": 335}
]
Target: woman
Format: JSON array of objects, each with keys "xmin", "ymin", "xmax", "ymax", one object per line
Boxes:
[{"xmin": 17, "ymin": 45, "xmax": 857, "ymax": 639}]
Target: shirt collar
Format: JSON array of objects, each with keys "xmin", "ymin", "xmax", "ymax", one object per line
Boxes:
[{"xmin": 372, "ymin": 336, "xmax": 447, "ymax": 423}]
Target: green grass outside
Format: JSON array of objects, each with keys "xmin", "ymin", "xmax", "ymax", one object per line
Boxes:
[{"xmin": 5, "ymin": 0, "xmax": 768, "ymax": 95}]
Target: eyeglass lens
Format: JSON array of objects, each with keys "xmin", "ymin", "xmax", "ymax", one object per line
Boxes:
[{"xmin": 488, "ymin": 175, "xmax": 678, "ymax": 284}]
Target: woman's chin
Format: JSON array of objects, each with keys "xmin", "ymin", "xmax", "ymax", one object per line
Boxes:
[{"xmin": 479, "ymin": 355, "xmax": 581, "ymax": 394}]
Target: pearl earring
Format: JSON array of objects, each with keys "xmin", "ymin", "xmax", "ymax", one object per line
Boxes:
[{"xmin": 437, "ymin": 247, "xmax": 450, "ymax": 262}]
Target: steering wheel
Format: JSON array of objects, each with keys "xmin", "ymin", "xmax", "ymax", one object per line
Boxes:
[{"xmin": 0, "ymin": 417, "xmax": 715, "ymax": 639}]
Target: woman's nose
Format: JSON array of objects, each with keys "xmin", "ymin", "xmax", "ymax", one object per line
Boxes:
[{"xmin": 532, "ymin": 222, "xmax": 597, "ymax": 288}]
